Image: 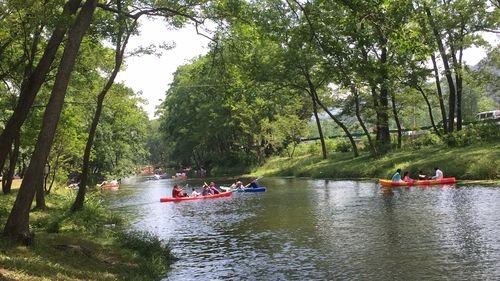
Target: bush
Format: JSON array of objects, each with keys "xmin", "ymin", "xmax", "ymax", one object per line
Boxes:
[
  {"xmin": 465, "ymin": 159, "xmax": 500, "ymax": 179},
  {"xmin": 445, "ymin": 129, "xmax": 478, "ymax": 147},
  {"xmin": 334, "ymin": 139, "xmax": 352, "ymax": 152},
  {"xmin": 117, "ymin": 230, "xmax": 175, "ymax": 277},
  {"xmin": 475, "ymin": 122, "xmax": 500, "ymax": 141},
  {"xmin": 408, "ymin": 133, "xmax": 443, "ymax": 149}
]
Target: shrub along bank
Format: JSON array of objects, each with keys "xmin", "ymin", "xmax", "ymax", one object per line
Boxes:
[
  {"xmin": 0, "ymin": 190, "xmax": 174, "ymax": 281},
  {"xmin": 251, "ymin": 142, "xmax": 500, "ymax": 181}
]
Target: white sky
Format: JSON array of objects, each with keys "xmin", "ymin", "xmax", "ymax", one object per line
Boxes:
[
  {"xmin": 118, "ymin": 18, "xmax": 498, "ymax": 120},
  {"xmin": 116, "ymin": 18, "xmax": 211, "ymax": 119}
]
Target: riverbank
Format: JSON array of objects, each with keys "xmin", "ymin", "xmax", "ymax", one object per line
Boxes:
[
  {"xmin": 251, "ymin": 142, "xmax": 500, "ymax": 183},
  {"xmin": 0, "ymin": 188, "xmax": 174, "ymax": 280}
]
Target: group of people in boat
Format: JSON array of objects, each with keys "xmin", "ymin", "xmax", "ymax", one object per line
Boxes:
[
  {"xmin": 171, "ymin": 178, "xmax": 261, "ymax": 198},
  {"xmin": 391, "ymin": 167, "xmax": 444, "ymax": 182},
  {"xmin": 230, "ymin": 178, "xmax": 260, "ymax": 189},
  {"xmin": 172, "ymin": 181, "xmax": 222, "ymax": 198}
]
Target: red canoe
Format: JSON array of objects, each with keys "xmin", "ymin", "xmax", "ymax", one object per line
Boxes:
[
  {"xmin": 379, "ymin": 177, "xmax": 456, "ymax": 186},
  {"xmin": 160, "ymin": 191, "xmax": 233, "ymax": 202}
]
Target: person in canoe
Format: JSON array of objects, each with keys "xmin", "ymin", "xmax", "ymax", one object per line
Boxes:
[
  {"xmin": 430, "ymin": 167, "xmax": 443, "ymax": 179},
  {"xmin": 202, "ymin": 184, "xmax": 212, "ymax": 196},
  {"xmin": 246, "ymin": 178, "xmax": 261, "ymax": 188},
  {"xmin": 418, "ymin": 170, "xmax": 427, "ymax": 180},
  {"xmin": 172, "ymin": 184, "xmax": 188, "ymax": 198},
  {"xmin": 191, "ymin": 188, "xmax": 200, "ymax": 197},
  {"xmin": 208, "ymin": 182, "xmax": 221, "ymax": 194},
  {"xmin": 402, "ymin": 171, "xmax": 413, "ymax": 182},
  {"xmin": 391, "ymin": 169, "xmax": 402, "ymax": 182},
  {"xmin": 231, "ymin": 178, "xmax": 244, "ymax": 190}
]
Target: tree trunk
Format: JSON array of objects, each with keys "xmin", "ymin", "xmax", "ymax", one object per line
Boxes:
[
  {"xmin": 450, "ymin": 42, "xmax": 464, "ymax": 131},
  {"xmin": 34, "ymin": 175, "xmax": 46, "ymax": 210},
  {"xmin": 3, "ymin": 0, "xmax": 97, "ymax": 242},
  {"xmin": 371, "ymin": 86, "xmax": 381, "ymax": 141},
  {"xmin": 311, "ymin": 94, "xmax": 327, "ymax": 159},
  {"xmin": 72, "ymin": 11, "xmax": 134, "ymax": 211},
  {"xmin": 0, "ymin": 0, "xmax": 82, "ymax": 173},
  {"xmin": 416, "ymin": 86, "xmax": 440, "ymax": 136},
  {"xmin": 390, "ymin": 93, "xmax": 402, "ymax": 149},
  {"xmin": 378, "ymin": 44, "xmax": 391, "ymax": 146},
  {"xmin": 431, "ymin": 54, "xmax": 447, "ymax": 133},
  {"xmin": 2, "ymin": 134, "xmax": 21, "ymax": 195},
  {"xmin": 352, "ymin": 86, "xmax": 377, "ymax": 155},
  {"xmin": 314, "ymin": 94, "xmax": 359, "ymax": 157},
  {"xmin": 425, "ymin": 6, "xmax": 456, "ymax": 133}
]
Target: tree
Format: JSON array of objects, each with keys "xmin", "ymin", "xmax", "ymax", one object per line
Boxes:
[{"xmin": 3, "ymin": 0, "xmax": 98, "ymax": 242}]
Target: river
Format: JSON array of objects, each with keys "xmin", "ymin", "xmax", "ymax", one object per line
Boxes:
[{"xmin": 104, "ymin": 177, "xmax": 500, "ymax": 280}]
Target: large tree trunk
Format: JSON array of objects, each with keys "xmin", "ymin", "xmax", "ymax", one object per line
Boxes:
[
  {"xmin": 72, "ymin": 8, "xmax": 135, "ymax": 211},
  {"xmin": 431, "ymin": 54, "xmax": 447, "ymax": 133},
  {"xmin": 390, "ymin": 93, "xmax": 402, "ymax": 149},
  {"xmin": 3, "ymin": 0, "xmax": 97, "ymax": 243},
  {"xmin": 34, "ymin": 175, "xmax": 46, "ymax": 210},
  {"xmin": 425, "ymin": 6, "xmax": 456, "ymax": 133},
  {"xmin": 352, "ymin": 86, "xmax": 377, "ymax": 155},
  {"xmin": 0, "ymin": 0, "xmax": 82, "ymax": 173}
]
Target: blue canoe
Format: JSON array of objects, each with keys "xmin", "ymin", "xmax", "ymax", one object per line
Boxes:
[{"xmin": 221, "ymin": 186, "xmax": 267, "ymax": 192}]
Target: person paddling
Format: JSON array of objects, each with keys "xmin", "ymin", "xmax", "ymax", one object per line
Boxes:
[
  {"xmin": 172, "ymin": 184, "xmax": 188, "ymax": 198},
  {"xmin": 430, "ymin": 167, "xmax": 443, "ymax": 179},
  {"xmin": 246, "ymin": 178, "xmax": 260, "ymax": 188},
  {"xmin": 208, "ymin": 182, "xmax": 221, "ymax": 194},
  {"xmin": 391, "ymin": 169, "xmax": 402, "ymax": 182}
]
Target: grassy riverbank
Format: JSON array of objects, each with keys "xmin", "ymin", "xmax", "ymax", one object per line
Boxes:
[
  {"xmin": 0, "ymin": 187, "xmax": 174, "ymax": 281},
  {"xmin": 251, "ymin": 142, "xmax": 500, "ymax": 182}
]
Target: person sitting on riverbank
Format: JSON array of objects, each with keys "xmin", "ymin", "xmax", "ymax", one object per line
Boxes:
[
  {"xmin": 430, "ymin": 167, "xmax": 443, "ymax": 180},
  {"xmin": 391, "ymin": 169, "xmax": 402, "ymax": 182},
  {"xmin": 403, "ymin": 171, "xmax": 413, "ymax": 182},
  {"xmin": 172, "ymin": 184, "xmax": 188, "ymax": 198},
  {"xmin": 418, "ymin": 170, "xmax": 427, "ymax": 180}
]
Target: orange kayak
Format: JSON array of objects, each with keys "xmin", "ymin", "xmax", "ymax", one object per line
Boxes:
[
  {"xmin": 379, "ymin": 177, "xmax": 456, "ymax": 186},
  {"xmin": 160, "ymin": 191, "xmax": 232, "ymax": 202}
]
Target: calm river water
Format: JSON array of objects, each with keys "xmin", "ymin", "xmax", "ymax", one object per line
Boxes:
[{"xmin": 105, "ymin": 177, "xmax": 500, "ymax": 280}]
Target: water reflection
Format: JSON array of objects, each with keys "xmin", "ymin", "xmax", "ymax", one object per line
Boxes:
[{"xmin": 104, "ymin": 178, "xmax": 500, "ymax": 280}]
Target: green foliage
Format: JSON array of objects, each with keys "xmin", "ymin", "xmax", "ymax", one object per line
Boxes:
[
  {"xmin": 117, "ymin": 230, "xmax": 175, "ymax": 277},
  {"xmin": 445, "ymin": 123, "xmax": 500, "ymax": 147},
  {"xmin": 408, "ymin": 133, "xmax": 444, "ymax": 149},
  {"xmin": 333, "ymin": 139, "xmax": 352, "ymax": 153}
]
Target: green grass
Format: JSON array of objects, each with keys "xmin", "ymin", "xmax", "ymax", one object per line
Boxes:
[
  {"xmin": 0, "ymin": 188, "xmax": 174, "ymax": 281},
  {"xmin": 251, "ymin": 142, "xmax": 500, "ymax": 182}
]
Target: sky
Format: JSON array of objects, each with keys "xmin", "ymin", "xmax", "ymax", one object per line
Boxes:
[
  {"xmin": 117, "ymin": 18, "xmax": 498, "ymax": 120},
  {"xmin": 116, "ymin": 18, "xmax": 211, "ymax": 119}
]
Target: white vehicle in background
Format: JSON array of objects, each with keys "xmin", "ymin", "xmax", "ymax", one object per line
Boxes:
[{"xmin": 476, "ymin": 110, "xmax": 500, "ymax": 122}]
